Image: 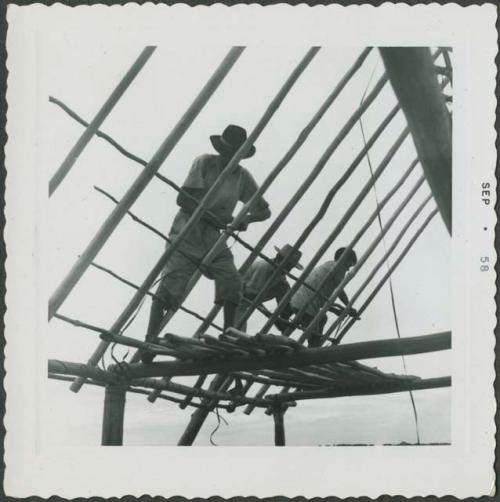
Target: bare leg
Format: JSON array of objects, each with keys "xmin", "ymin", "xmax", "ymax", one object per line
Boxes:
[
  {"xmin": 223, "ymin": 301, "xmax": 238, "ymax": 331},
  {"xmin": 224, "ymin": 300, "xmax": 243, "ymax": 394},
  {"xmin": 141, "ymin": 298, "xmax": 170, "ymax": 364},
  {"xmin": 146, "ymin": 298, "xmax": 166, "ymax": 341}
]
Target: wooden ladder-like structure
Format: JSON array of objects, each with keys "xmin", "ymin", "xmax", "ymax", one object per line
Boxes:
[{"xmin": 48, "ymin": 46, "xmax": 452, "ymax": 446}]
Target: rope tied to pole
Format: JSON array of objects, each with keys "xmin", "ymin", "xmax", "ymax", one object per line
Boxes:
[{"xmin": 209, "ymin": 406, "xmax": 229, "ymax": 446}]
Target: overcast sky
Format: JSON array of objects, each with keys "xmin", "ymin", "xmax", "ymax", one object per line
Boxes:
[{"xmin": 45, "ymin": 44, "xmax": 451, "ymax": 446}]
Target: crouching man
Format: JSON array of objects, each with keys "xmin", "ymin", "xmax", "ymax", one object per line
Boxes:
[{"xmin": 288, "ymin": 247, "xmax": 359, "ymax": 348}]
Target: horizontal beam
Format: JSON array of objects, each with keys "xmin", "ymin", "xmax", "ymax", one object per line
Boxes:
[
  {"xmin": 120, "ymin": 331, "xmax": 451, "ymax": 379},
  {"xmin": 48, "ymin": 360, "xmax": 118, "ymax": 384},
  {"xmin": 47, "ymin": 360, "xmax": 273, "ymax": 408},
  {"xmin": 270, "ymin": 376, "xmax": 451, "ymax": 402}
]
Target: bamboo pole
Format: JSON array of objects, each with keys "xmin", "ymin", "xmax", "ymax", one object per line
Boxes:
[
  {"xmin": 325, "ymin": 195, "xmax": 433, "ymax": 339},
  {"xmin": 132, "ymin": 377, "xmax": 269, "ymax": 408},
  {"xmin": 48, "ymin": 359, "xmax": 117, "ymax": 383},
  {"xmin": 101, "ymin": 382, "xmax": 127, "ymax": 446},
  {"xmin": 232, "ymin": 372, "xmax": 320, "ymax": 389},
  {"xmin": 49, "ymin": 46, "xmax": 245, "ymax": 323},
  {"xmin": 49, "ymin": 46, "xmax": 156, "ymax": 196},
  {"xmin": 337, "ymin": 209, "xmax": 439, "ymax": 341},
  {"xmin": 48, "ymin": 373, "xmax": 213, "ymax": 410},
  {"xmin": 121, "ymin": 332, "xmax": 450, "ymax": 379},
  {"xmin": 380, "ymin": 48, "xmax": 452, "ymax": 234},
  {"xmin": 270, "ymin": 376, "xmax": 451, "ymax": 402}
]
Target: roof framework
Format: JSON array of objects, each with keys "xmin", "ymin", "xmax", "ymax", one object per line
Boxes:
[{"xmin": 48, "ymin": 46, "xmax": 452, "ymax": 446}]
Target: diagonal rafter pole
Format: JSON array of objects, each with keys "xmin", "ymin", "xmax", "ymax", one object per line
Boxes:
[
  {"xmin": 380, "ymin": 47, "xmax": 452, "ymax": 234},
  {"xmin": 49, "ymin": 46, "xmax": 156, "ymax": 196},
  {"xmin": 69, "ymin": 46, "xmax": 320, "ymax": 393},
  {"xmin": 49, "ymin": 46, "xmax": 245, "ymax": 321}
]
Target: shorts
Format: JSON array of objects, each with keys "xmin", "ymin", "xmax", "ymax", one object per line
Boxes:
[
  {"xmin": 156, "ymin": 245, "xmax": 242, "ymax": 310},
  {"xmin": 297, "ymin": 311, "xmax": 327, "ymax": 346}
]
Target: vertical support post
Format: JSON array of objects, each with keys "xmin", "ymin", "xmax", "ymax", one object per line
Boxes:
[
  {"xmin": 177, "ymin": 407, "xmax": 211, "ymax": 446},
  {"xmin": 272, "ymin": 401, "xmax": 286, "ymax": 446},
  {"xmin": 101, "ymin": 382, "xmax": 127, "ymax": 446},
  {"xmin": 379, "ymin": 47, "xmax": 452, "ymax": 234},
  {"xmin": 49, "ymin": 46, "xmax": 156, "ymax": 196},
  {"xmin": 177, "ymin": 373, "xmax": 226, "ymax": 445}
]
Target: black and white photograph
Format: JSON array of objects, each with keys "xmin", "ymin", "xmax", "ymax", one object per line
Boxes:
[{"xmin": 3, "ymin": 3, "xmax": 497, "ymax": 499}]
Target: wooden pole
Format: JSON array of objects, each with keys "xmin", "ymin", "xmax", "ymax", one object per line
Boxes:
[
  {"xmin": 272, "ymin": 376, "xmax": 451, "ymax": 402},
  {"xmin": 101, "ymin": 382, "xmax": 127, "ymax": 446},
  {"xmin": 380, "ymin": 48, "xmax": 452, "ymax": 234},
  {"xmin": 272, "ymin": 401, "xmax": 286, "ymax": 446},
  {"xmin": 121, "ymin": 332, "xmax": 450, "ymax": 379},
  {"xmin": 48, "ymin": 359, "xmax": 117, "ymax": 383},
  {"xmin": 49, "ymin": 46, "xmax": 156, "ymax": 196},
  {"xmin": 49, "ymin": 46, "xmax": 244, "ymax": 322}
]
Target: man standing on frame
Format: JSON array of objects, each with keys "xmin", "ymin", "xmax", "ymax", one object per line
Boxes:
[{"xmin": 141, "ymin": 125, "xmax": 271, "ymax": 363}]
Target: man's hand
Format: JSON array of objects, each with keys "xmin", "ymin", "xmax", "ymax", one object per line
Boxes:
[
  {"xmin": 229, "ymin": 215, "xmax": 249, "ymax": 232},
  {"xmin": 348, "ymin": 307, "xmax": 361, "ymax": 320}
]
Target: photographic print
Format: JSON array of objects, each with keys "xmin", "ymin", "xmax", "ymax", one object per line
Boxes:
[{"xmin": 4, "ymin": 3, "xmax": 496, "ymax": 499}]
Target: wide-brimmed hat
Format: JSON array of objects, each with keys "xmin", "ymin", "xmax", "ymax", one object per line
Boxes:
[
  {"xmin": 210, "ymin": 125, "xmax": 256, "ymax": 159},
  {"xmin": 274, "ymin": 244, "xmax": 304, "ymax": 270}
]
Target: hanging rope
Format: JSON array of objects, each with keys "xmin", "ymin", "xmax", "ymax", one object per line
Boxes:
[
  {"xmin": 209, "ymin": 406, "xmax": 229, "ymax": 446},
  {"xmin": 357, "ymin": 55, "xmax": 421, "ymax": 445}
]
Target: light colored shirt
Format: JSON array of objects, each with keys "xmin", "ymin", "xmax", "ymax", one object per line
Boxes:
[
  {"xmin": 169, "ymin": 154, "xmax": 268, "ymax": 259},
  {"xmin": 290, "ymin": 260, "xmax": 347, "ymax": 316},
  {"xmin": 182, "ymin": 154, "xmax": 268, "ymax": 223},
  {"xmin": 243, "ymin": 260, "xmax": 289, "ymax": 301}
]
